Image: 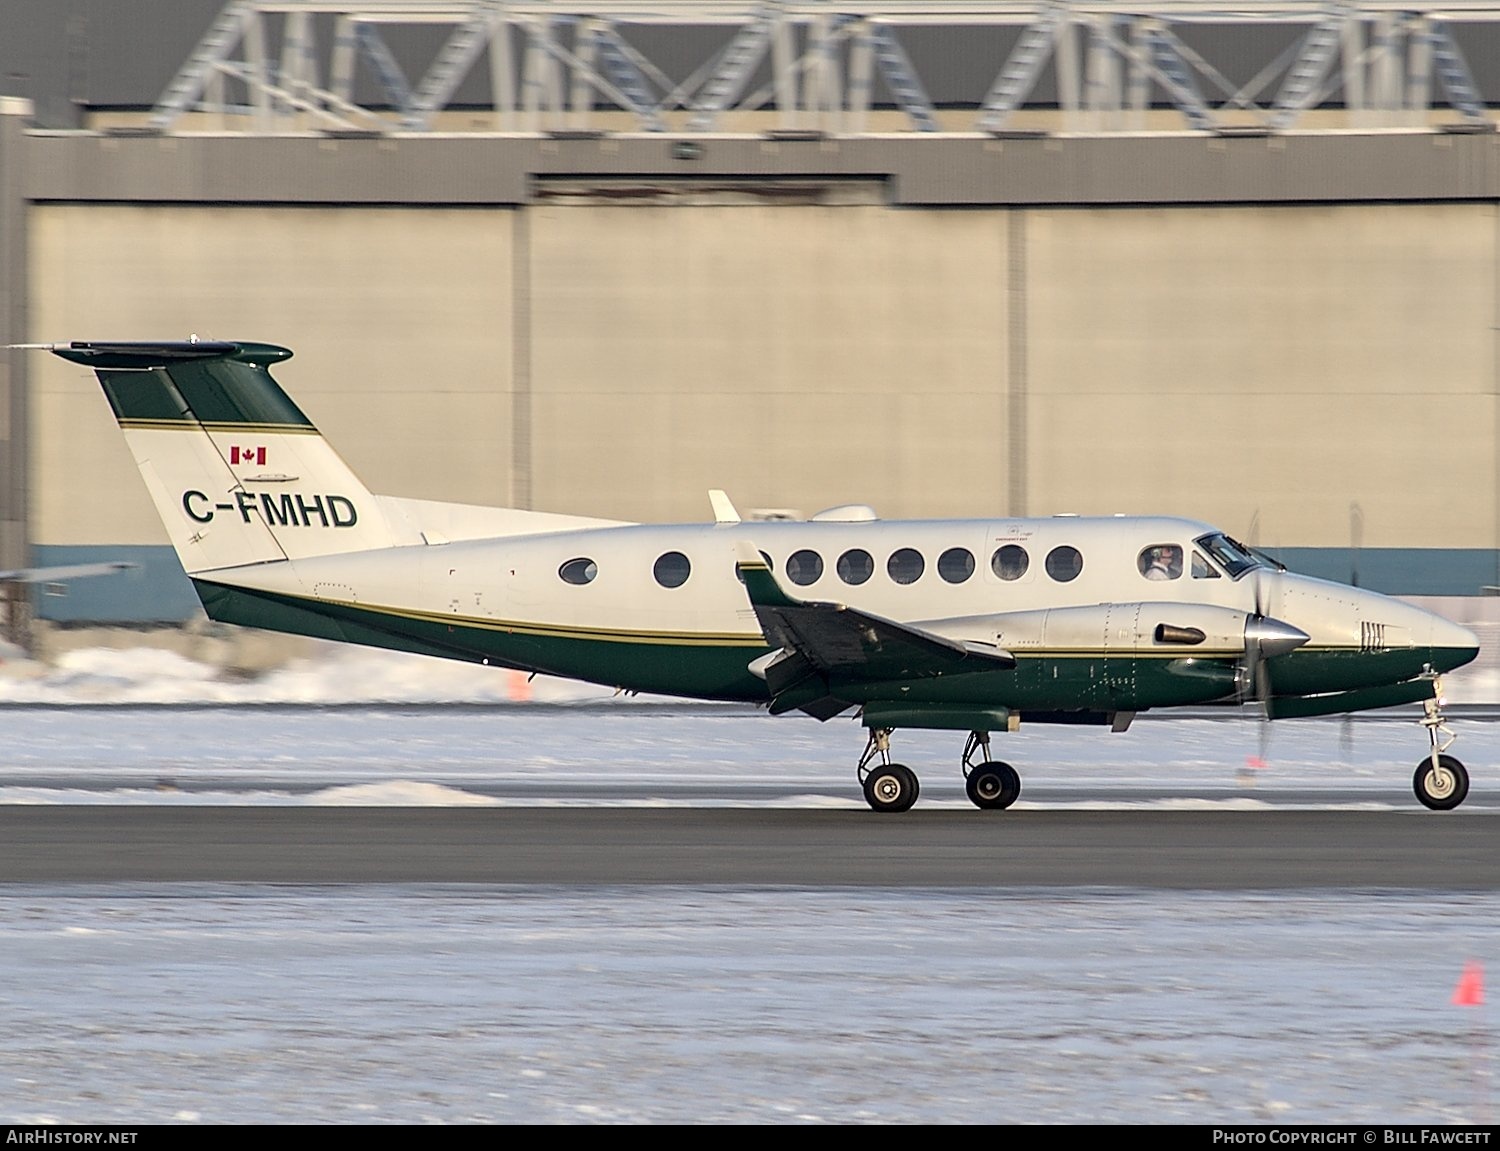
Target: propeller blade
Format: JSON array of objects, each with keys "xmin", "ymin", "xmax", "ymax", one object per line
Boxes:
[
  {"xmin": 1239, "ymin": 613, "xmax": 1309, "ymax": 715},
  {"xmin": 1349, "ymin": 501, "xmax": 1364, "ymax": 589}
]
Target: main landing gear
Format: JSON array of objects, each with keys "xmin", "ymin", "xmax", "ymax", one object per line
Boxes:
[
  {"xmin": 961, "ymin": 731, "xmax": 1021, "ymax": 811},
  {"xmin": 856, "ymin": 728, "xmax": 1021, "ymax": 813},
  {"xmin": 1414, "ymin": 688, "xmax": 1469, "ymax": 811},
  {"xmin": 857, "ymin": 728, "xmax": 919, "ymax": 813}
]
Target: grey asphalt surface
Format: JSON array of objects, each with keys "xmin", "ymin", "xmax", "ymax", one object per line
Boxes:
[{"xmin": 0, "ymin": 807, "xmax": 1495, "ymax": 887}]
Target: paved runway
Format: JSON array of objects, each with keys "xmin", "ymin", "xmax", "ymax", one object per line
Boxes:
[{"xmin": 2, "ymin": 807, "xmax": 1496, "ymax": 887}]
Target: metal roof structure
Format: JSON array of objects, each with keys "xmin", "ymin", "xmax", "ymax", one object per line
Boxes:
[{"xmin": 139, "ymin": 2, "xmax": 1500, "ymax": 136}]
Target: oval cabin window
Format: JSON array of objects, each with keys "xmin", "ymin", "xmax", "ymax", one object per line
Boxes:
[
  {"xmin": 887, "ymin": 548, "xmax": 925, "ymax": 585},
  {"xmin": 991, "ymin": 545, "xmax": 1029, "ymax": 581},
  {"xmin": 786, "ymin": 549, "xmax": 824, "ymax": 586},
  {"xmin": 937, "ymin": 547, "xmax": 975, "ymax": 584},
  {"xmin": 653, "ymin": 551, "xmax": 691, "ymax": 589},
  {"xmin": 559, "ymin": 557, "xmax": 598, "ymax": 585},
  {"xmin": 837, "ymin": 549, "xmax": 874, "ymax": 586},
  {"xmin": 1045, "ymin": 545, "xmax": 1083, "ymax": 583}
]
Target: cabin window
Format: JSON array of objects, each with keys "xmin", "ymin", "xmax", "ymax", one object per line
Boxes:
[
  {"xmin": 653, "ymin": 551, "xmax": 691, "ymax": 589},
  {"xmin": 786, "ymin": 549, "xmax": 824, "ymax": 586},
  {"xmin": 1138, "ymin": 544, "xmax": 1183, "ymax": 582},
  {"xmin": 1045, "ymin": 545, "xmax": 1083, "ymax": 582},
  {"xmin": 558, "ymin": 557, "xmax": 598, "ymax": 585},
  {"xmin": 938, "ymin": 547, "xmax": 975, "ymax": 584},
  {"xmin": 1191, "ymin": 550, "xmax": 1221, "ymax": 579},
  {"xmin": 887, "ymin": 548, "xmax": 925, "ymax": 585},
  {"xmin": 991, "ymin": 544, "xmax": 1029, "ymax": 581},
  {"xmin": 837, "ymin": 548, "xmax": 874, "ymax": 585}
]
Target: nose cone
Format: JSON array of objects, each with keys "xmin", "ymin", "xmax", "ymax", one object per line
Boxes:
[{"xmin": 1428, "ymin": 613, "xmax": 1480, "ymax": 675}]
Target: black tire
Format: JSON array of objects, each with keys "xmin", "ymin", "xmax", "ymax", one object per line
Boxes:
[
  {"xmin": 863, "ymin": 763, "xmax": 919, "ymax": 813},
  {"xmin": 1414, "ymin": 754, "xmax": 1469, "ymax": 811},
  {"xmin": 966, "ymin": 761, "xmax": 1021, "ymax": 811}
]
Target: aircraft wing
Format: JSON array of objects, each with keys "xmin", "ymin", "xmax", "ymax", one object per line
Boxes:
[{"xmin": 735, "ymin": 543, "xmax": 1014, "ymax": 718}]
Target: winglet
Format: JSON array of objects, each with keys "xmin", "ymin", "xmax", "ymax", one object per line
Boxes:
[
  {"xmin": 734, "ymin": 540, "xmax": 798, "ymax": 609},
  {"xmin": 708, "ymin": 489, "xmax": 741, "ymax": 525}
]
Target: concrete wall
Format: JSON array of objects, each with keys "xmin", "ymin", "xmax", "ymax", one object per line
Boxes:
[
  {"xmin": 18, "ymin": 127, "xmax": 1500, "ymax": 611},
  {"xmin": 1024, "ymin": 203, "xmax": 1499, "ymax": 551},
  {"xmin": 528, "ymin": 193, "xmax": 1014, "ymax": 521},
  {"xmin": 30, "ymin": 203, "xmax": 516, "ymax": 548},
  {"xmin": 31, "ymin": 196, "xmax": 1498, "ymax": 541}
]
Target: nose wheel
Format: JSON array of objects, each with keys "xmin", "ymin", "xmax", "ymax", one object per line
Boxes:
[
  {"xmin": 1414, "ymin": 754, "xmax": 1469, "ymax": 811},
  {"xmin": 1414, "ymin": 686, "xmax": 1470, "ymax": 811}
]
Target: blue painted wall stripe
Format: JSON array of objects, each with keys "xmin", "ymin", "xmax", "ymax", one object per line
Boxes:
[{"xmin": 32, "ymin": 545, "xmax": 201, "ymax": 623}]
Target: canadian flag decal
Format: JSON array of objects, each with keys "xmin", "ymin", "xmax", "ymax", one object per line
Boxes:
[{"xmin": 230, "ymin": 446, "xmax": 266, "ymax": 466}]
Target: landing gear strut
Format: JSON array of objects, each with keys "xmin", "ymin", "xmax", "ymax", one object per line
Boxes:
[
  {"xmin": 961, "ymin": 731, "xmax": 1021, "ymax": 811},
  {"xmin": 1414, "ymin": 686, "xmax": 1469, "ymax": 811},
  {"xmin": 858, "ymin": 728, "xmax": 919, "ymax": 813}
]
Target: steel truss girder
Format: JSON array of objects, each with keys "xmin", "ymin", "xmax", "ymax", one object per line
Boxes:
[{"xmin": 148, "ymin": 2, "xmax": 1500, "ymax": 137}]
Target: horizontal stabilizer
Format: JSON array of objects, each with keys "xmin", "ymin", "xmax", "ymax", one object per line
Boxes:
[{"xmin": 49, "ymin": 340, "xmax": 292, "ymax": 369}]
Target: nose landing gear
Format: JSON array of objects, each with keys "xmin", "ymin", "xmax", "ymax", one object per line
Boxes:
[{"xmin": 1414, "ymin": 686, "xmax": 1469, "ymax": 811}]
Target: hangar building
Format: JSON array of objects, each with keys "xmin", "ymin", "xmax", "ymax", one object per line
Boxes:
[{"xmin": 3, "ymin": 1, "xmax": 1500, "ymax": 646}]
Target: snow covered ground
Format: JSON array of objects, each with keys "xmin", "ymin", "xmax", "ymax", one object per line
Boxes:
[
  {"xmin": 0, "ymin": 644, "xmax": 1494, "ymax": 1124},
  {"xmin": 0, "ymin": 641, "xmax": 1496, "ymax": 809},
  {"xmin": 0, "ymin": 888, "xmax": 1493, "ymax": 1124}
]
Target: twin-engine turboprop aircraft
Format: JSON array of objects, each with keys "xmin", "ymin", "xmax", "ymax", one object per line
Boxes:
[{"xmin": 42, "ymin": 339, "xmax": 1481, "ymax": 811}]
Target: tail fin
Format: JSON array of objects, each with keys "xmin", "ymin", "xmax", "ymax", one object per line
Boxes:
[{"xmin": 55, "ymin": 341, "xmax": 397, "ymax": 574}]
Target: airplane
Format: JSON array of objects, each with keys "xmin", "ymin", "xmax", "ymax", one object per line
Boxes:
[{"xmin": 35, "ymin": 338, "xmax": 1483, "ymax": 812}]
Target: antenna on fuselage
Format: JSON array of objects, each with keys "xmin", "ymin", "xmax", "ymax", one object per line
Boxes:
[{"xmin": 708, "ymin": 490, "xmax": 741, "ymax": 525}]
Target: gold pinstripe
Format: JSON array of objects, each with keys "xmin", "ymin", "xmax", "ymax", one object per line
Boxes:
[{"xmin": 118, "ymin": 419, "xmax": 318, "ymax": 434}]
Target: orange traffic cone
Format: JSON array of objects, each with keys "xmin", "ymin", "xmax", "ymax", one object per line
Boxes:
[
  {"xmin": 1453, "ymin": 961, "xmax": 1485, "ymax": 1007},
  {"xmin": 507, "ymin": 669, "xmax": 532, "ymax": 702}
]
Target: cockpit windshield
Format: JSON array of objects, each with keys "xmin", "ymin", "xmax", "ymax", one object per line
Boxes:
[{"xmin": 1194, "ymin": 533, "xmax": 1265, "ymax": 579}]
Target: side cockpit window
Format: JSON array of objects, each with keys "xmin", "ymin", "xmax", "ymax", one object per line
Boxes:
[
  {"xmin": 1195, "ymin": 533, "xmax": 1260, "ymax": 579},
  {"xmin": 1191, "ymin": 550, "xmax": 1221, "ymax": 580},
  {"xmin": 1138, "ymin": 544, "xmax": 1183, "ymax": 581}
]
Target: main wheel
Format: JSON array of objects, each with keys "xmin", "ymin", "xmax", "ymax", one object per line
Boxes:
[
  {"xmin": 966, "ymin": 761, "xmax": 1021, "ymax": 811},
  {"xmin": 1414, "ymin": 754, "xmax": 1469, "ymax": 811},
  {"xmin": 863, "ymin": 763, "xmax": 919, "ymax": 813}
]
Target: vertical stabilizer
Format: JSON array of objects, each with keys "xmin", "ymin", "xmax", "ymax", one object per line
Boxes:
[{"xmin": 55, "ymin": 341, "xmax": 399, "ymax": 574}]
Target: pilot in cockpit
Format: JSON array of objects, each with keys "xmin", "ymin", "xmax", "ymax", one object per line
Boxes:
[{"xmin": 1140, "ymin": 544, "xmax": 1184, "ymax": 581}]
